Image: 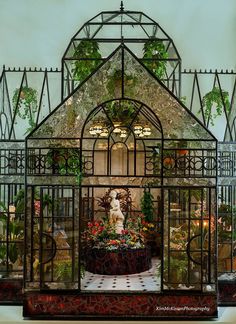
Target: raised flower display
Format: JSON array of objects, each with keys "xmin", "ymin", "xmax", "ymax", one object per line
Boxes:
[
  {"xmin": 83, "ymin": 215, "xmax": 155, "ymax": 275},
  {"xmin": 82, "ymin": 219, "xmax": 145, "ymax": 251}
]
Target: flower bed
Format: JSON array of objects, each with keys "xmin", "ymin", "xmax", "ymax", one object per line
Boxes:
[{"xmin": 82, "ymin": 218, "xmax": 155, "ymax": 274}]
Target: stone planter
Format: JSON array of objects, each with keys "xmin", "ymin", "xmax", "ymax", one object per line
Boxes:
[{"xmin": 86, "ymin": 246, "xmax": 152, "ymax": 275}]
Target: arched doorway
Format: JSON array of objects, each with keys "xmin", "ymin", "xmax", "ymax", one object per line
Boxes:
[{"xmin": 80, "ymin": 98, "xmax": 163, "ymax": 291}]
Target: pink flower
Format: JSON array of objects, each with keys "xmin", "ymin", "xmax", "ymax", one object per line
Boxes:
[{"xmin": 34, "ymin": 200, "xmax": 41, "ymax": 215}]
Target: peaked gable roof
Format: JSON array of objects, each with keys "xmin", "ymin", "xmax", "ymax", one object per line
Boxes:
[{"xmin": 29, "ymin": 45, "xmax": 215, "ymax": 142}]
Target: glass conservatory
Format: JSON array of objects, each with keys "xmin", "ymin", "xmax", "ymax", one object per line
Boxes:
[
  {"xmin": 23, "ymin": 45, "xmax": 218, "ymax": 319},
  {"xmin": 1, "ymin": 2, "xmax": 236, "ymax": 319},
  {"xmin": 0, "ymin": 66, "xmax": 60, "ymax": 303}
]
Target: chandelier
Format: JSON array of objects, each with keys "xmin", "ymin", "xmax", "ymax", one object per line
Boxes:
[{"xmin": 89, "ymin": 118, "xmax": 152, "ymax": 138}]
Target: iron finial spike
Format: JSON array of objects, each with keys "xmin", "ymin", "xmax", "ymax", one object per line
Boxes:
[{"xmin": 120, "ymin": 1, "xmax": 124, "ymax": 11}]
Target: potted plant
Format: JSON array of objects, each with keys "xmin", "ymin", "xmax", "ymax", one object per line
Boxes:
[
  {"xmin": 199, "ymin": 86, "xmax": 230, "ymax": 126},
  {"xmin": 71, "ymin": 39, "xmax": 102, "ymax": 82},
  {"xmin": 142, "ymin": 39, "xmax": 168, "ymax": 80},
  {"xmin": 177, "ymin": 140, "xmax": 189, "ymax": 156},
  {"xmin": 12, "ymin": 86, "xmax": 38, "ymax": 134},
  {"xmin": 163, "ymin": 148, "xmax": 175, "ymax": 170}
]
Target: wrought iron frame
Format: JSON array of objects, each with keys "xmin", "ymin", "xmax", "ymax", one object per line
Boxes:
[
  {"xmin": 22, "ymin": 41, "xmax": 218, "ymax": 319},
  {"xmin": 0, "ymin": 0, "xmax": 234, "ymax": 313}
]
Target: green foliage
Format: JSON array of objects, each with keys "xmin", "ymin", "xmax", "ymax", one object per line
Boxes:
[
  {"xmin": 54, "ymin": 260, "xmax": 84, "ymax": 281},
  {"xmin": 0, "ymin": 201, "xmax": 24, "ymax": 264},
  {"xmin": 54, "ymin": 260, "xmax": 72, "ymax": 281},
  {"xmin": 14, "ymin": 188, "xmax": 54, "ymax": 214},
  {"xmin": 140, "ymin": 191, "xmax": 154, "ymax": 222},
  {"xmin": 143, "ymin": 39, "xmax": 168, "ymax": 80},
  {"xmin": 156, "ymin": 251, "xmax": 189, "ymax": 288},
  {"xmin": 180, "ymin": 96, "xmax": 187, "ymax": 105},
  {"xmin": 200, "ymin": 86, "xmax": 230, "ymax": 126},
  {"xmin": 0, "ymin": 244, "xmax": 6, "ymax": 261},
  {"xmin": 106, "ymin": 70, "xmax": 137, "ymax": 98},
  {"xmin": 46, "ymin": 148, "xmax": 83, "ymax": 185},
  {"xmin": 218, "ymin": 203, "xmax": 231, "ymax": 213},
  {"xmin": 181, "ymin": 189, "xmax": 205, "ymax": 203},
  {"xmin": 71, "ymin": 39, "xmax": 102, "ymax": 82},
  {"xmin": 41, "ymin": 193, "xmax": 53, "ymax": 212},
  {"xmin": 8, "ymin": 243, "xmax": 18, "ymax": 264},
  {"xmin": 12, "ymin": 86, "xmax": 38, "ymax": 134},
  {"xmin": 14, "ymin": 189, "xmax": 27, "ymax": 214},
  {"xmin": 105, "ymin": 100, "xmax": 137, "ymax": 126},
  {"xmin": 66, "ymin": 104, "xmax": 77, "ymax": 128},
  {"xmin": 165, "ymin": 256, "xmax": 188, "ymax": 282}
]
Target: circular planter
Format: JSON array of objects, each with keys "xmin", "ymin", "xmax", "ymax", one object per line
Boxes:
[{"xmin": 86, "ymin": 247, "xmax": 152, "ymax": 275}]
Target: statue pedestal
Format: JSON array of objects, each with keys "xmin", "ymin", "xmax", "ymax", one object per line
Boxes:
[{"xmin": 86, "ymin": 247, "xmax": 151, "ymax": 275}]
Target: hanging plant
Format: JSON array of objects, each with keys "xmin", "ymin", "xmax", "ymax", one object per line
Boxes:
[
  {"xmin": 12, "ymin": 86, "xmax": 38, "ymax": 134},
  {"xmin": 105, "ymin": 100, "xmax": 137, "ymax": 126},
  {"xmin": 200, "ymin": 86, "xmax": 230, "ymax": 126},
  {"xmin": 142, "ymin": 39, "xmax": 168, "ymax": 80},
  {"xmin": 12, "ymin": 86, "xmax": 38, "ymax": 119},
  {"xmin": 71, "ymin": 39, "xmax": 102, "ymax": 82}
]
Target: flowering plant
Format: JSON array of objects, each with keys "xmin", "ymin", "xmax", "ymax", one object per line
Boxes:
[
  {"xmin": 82, "ymin": 219, "xmax": 145, "ymax": 251},
  {"xmin": 34, "ymin": 200, "xmax": 41, "ymax": 216},
  {"xmin": 126, "ymin": 213, "xmax": 157, "ymax": 235}
]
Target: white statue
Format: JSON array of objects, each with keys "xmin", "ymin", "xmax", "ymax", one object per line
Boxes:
[{"xmin": 109, "ymin": 190, "xmax": 124, "ymax": 234}]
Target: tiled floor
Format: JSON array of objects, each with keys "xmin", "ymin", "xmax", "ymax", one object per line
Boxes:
[{"xmin": 81, "ymin": 257, "xmax": 161, "ymax": 291}]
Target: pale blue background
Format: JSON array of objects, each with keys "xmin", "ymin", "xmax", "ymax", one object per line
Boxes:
[{"xmin": 0, "ymin": 0, "xmax": 235, "ymax": 70}]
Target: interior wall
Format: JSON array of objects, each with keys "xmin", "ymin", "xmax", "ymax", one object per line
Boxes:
[{"xmin": 0, "ymin": 0, "xmax": 235, "ymax": 70}]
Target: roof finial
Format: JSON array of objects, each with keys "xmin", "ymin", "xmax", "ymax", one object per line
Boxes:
[{"xmin": 120, "ymin": 1, "xmax": 124, "ymax": 11}]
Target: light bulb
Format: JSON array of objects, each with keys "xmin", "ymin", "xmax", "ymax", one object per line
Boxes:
[
  {"xmin": 100, "ymin": 128, "xmax": 109, "ymax": 137},
  {"xmin": 120, "ymin": 130, "xmax": 127, "ymax": 138},
  {"xmin": 89, "ymin": 127, "xmax": 97, "ymax": 135},
  {"xmin": 113, "ymin": 127, "xmax": 121, "ymax": 133},
  {"xmin": 133, "ymin": 124, "xmax": 143, "ymax": 135},
  {"xmin": 143, "ymin": 126, "xmax": 151, "ymax": 136}
]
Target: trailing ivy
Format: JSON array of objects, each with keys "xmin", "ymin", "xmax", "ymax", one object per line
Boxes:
[
  {"xmin": 142, "ymin": 39, "xmax": 168, "ymax": 80},
  {"xmin": 200, "ymin": 86, "xmax": 230, "ymax": 126},
  {"xmin": 71, "ymin": 39, "xmax": 102, "ymax": 82},
  {"xmin": 12, "ymin": 86, "xmax": 38, "ymax": 134}
]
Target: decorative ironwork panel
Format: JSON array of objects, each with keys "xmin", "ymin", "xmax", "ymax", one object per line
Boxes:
[
  {"xmin": 62, "ymin": 8, "xmax": 181, "ymax": 98},
  {"xmin": 0, "ymin": 183, "xmax": 24, "ymax": 280},
  {"xmin": 0, "ymin": 68, "xmax": 61, "ymax": 140},
  {"xmin": 218, "ymin": 185, "xmax": 236, "ymax": 276},
  {"xmin": 163, "ymin": 188, "xmax": 216, "ymax": 292},
  {"xmin": 24, "ymin": 186, "xmax": 79, "ymax": 290}
]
